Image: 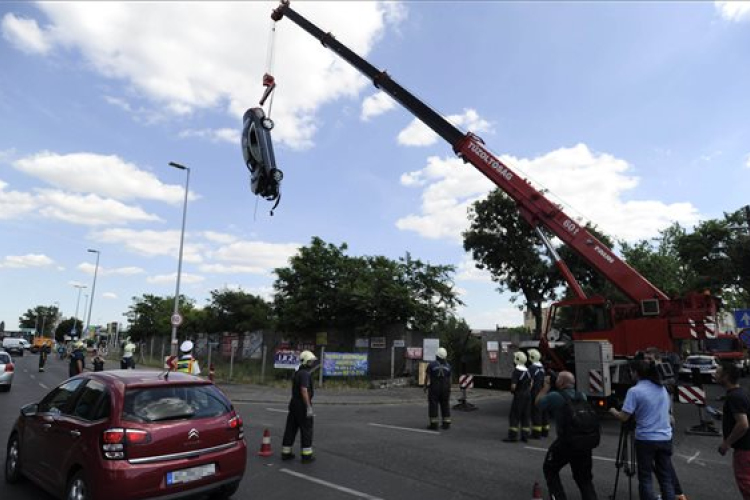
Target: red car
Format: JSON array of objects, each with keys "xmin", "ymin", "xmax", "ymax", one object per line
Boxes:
[{"xmin": 4, "ymin": 370, "xmax": 247, "ymax": 500}]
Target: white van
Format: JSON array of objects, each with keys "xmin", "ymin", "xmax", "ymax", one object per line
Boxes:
[{"xmin": 1, "ymin": 337, "xmax": 24, "ymax": 356}]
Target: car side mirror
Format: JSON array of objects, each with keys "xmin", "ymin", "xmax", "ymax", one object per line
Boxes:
[{"xmin": 21, "ymin": 403, "xmax": 38, "ymax": 417}]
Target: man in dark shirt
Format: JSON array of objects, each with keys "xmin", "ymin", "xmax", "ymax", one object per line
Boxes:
[
  {"xmin": 281, "ymin": 350, "xmax": 317, "ymax": 463},
  {"xmin": 425, "ymin": 347, "xmax": 452, "ymax": 430},
  {"xmin": 68, "ymin": 341, "xmax": 85, "ymax": 377},
  {"xmin": 715, "ymin": 361, "xmax": 750, "ymax": 499},
  {"xmin": 504, "ymin": 351, "xmax": 532, "ymax": 442}
]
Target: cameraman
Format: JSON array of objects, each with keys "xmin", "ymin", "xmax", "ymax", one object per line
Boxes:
[{"xmin": 610, "ymin": 360, "xmax": 675, "ymax": 500}]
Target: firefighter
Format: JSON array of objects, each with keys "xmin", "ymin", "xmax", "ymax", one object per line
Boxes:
[
  {"xmin": 38, "ymin": 343, "xmax": 49, "ymax": 372},
  {"xmin": 425, "ymin": 347, "xmax": 452, "ymax": 430},
  {"xmin": 176, "ymin": 340, "xmax": 201, "ymax": 375},
  {"xmin": 528, "ymin": 348, "xmax": 550, "ymax": 439},
  {"xmin": 282, "ymin": 350, "xmax": 317, "ymax": 463},
  {"xmin": 504, "ymin": 350, "xmax": 532, "ymax": 442}
]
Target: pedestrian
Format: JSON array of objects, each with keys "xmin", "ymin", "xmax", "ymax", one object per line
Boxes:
[
  {"xmin": 38, "ymin": 344, "xmax": 49, "ymax": 372},
  {"xmin": 92, "ymin": 354, "xmax": 105, "ymax": 372},
  {"xmin": 68, "ymin": 341, "xmax": 86, "ymax": 377},
  {"xmin": 535, "ymin": 371, "xmax": 600, "ymax": 500},
  {"xmin": 714, "ymin": 361, "xmax": 750, "ymax": 499},
  {"xmin": 281, "ymin": 350, "xmax": 317, "ymax": 463},
  {"xmin": 527, "ymin": 348, "xmax": 549, "ymax": 439},
  {"xmin": 425, "ymin": 347, "xmax": 452, "ymax": 430},
  {"xmin": 610, "ymin": 360, "xmax": 675, "ymax": 500},
  {"xmin": 176, "ymin": 340, "xmax": 201, "ymax": 375},
  {"xmin": 121, "ymin": 337, "xmax": 136, "ymax": 369},
  {"xmin": 503, "ymin": 351, "xmax": 532, "ymax": 442}
]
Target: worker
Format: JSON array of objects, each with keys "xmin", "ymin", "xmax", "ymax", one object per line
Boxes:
[
  {"xmin": 38, "ymin": 343, "xmax": 49, "ymax": 372},
  {"xmin": 121, "ymin": 337, "xmax": 136, "ymax": 369},
  {"xmin": 504, "ymin": 351, "xmax": 532, "ymax": 442},
  {"xmin": 282, "ymin": 350, "xmax": 317, "ymax": 463},
  {"xmin": 425, "ymin": 347, "xmax": 452, "ymax": 430},
  {"xmin": 176, "ymin": 340, "xmax": 201, "ymax": 375},
  {"xmin": 68, "ymin": 341, "xmax": 86, "ymax": 377},
  {"xmin": 527, "ymin": 348, "xmax": 549, "ymax": 439}
]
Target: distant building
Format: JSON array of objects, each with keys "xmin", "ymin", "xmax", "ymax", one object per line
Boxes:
[{"xmin": 523, "ymin": 307, "xmax": 550, "ymax": 334}]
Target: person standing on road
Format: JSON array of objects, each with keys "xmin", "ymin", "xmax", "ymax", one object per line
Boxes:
[
  {"xmin": 535, "ymin": 371, "xmax": 599, "ymax": 500},
  {"xmin": 176, "ymin": 340, "xmax": 201, "ymax": 375},
  {"xmin": 38, "ymin": 344, "xmax": 49, "ymax": 372},
  {"xmin": 425, "ymin": 347, "xmax": 452, "ymax": 430},
  {"xmin": 527, "ymin": 348, "xmax": 549, "ymax": 439},
  {"xmin": 121, "ymin": 337, "xmax": 136, "ymax": 369},
  {"xmin": 504, "ymin": 351, "xmax": 532, "ymax": 442},
  {"xmin": 68, "ymin": 341, "xmax": 85, "ymax": 377},
  {"xmin": 610, "ymin": 360, "xmax": 675, "ymax": 500},
  {"xmin": 282, "ymin": 350, "xmax": 317, "ymax": 463},
  {"xmin": 714, "ymin": 361, "xmax": 750, "ymax": 499}
]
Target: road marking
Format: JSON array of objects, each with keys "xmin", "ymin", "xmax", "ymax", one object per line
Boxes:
[
  {"xmin": 368, "ymin": 423, "xmax": 439, "ymax": 435},
  {"xmin": 23, "ymin": 369, "xmax": 28, "ymax": 373},
  {"xmin": 524, "ymin": 446, "xmax": 616, "ymax": 463},
  {"xmin": 280, "ymin": 468, "xmax": 384, "ymax": 500},
  {"xmin": 266, "ymin": 408, "xmax": 288, "ymax": 414},
  {"xmin": 687, "ymin": 451, "xmax": 700, "ymax": 464},
  {"xmin": 39, "ymin": 382, "xmax": 48, "ymax": 389},
  {"xmin": 30, "ymin": 375, "xmax": 36, "ymax": 380}
]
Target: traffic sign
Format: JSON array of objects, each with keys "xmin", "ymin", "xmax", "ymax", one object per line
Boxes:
[
  {"xmin": 170, "ymin": 314, "xmax": 183, "ymax": 327},
  {"xmin": 734, "ymin": 309, "xmax": 750, "ymax": 330},
  {"xmin": 678, "ymin": 385, "xmax": 706, "ymax": 405}
]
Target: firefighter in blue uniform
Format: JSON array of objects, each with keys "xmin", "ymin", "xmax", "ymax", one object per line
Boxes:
[
  {"xmin": 282, "ymin": 350, "xmax": 317, "ymax": 463},
  {"xmin": 528, "ymin": 348, "xmax": 550, "ymax": 438},
  {"xmin": 425, "ymin": 347, "xmax": 452, "ymax": 430},
  {"xmin": 504, "ymin": 351, "xmax": 532, "ymax": 442}
]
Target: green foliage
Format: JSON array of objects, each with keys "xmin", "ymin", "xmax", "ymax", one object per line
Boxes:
[
  {"xmin": 433, "ymin": 315, "xmax": 480, "ymax": 376},
  {"xmin": 18, "ymin": 305, "xmax": 60, "ymax": 337},
  {"xmin": 55, "ymin": 318, "xmax": 83, "ymax": 342},
  {"xmin": 203, "ymin": 289, "xmax": 273, "ymax": 333},
  {"xmin": 125, "ymin": 294, "xmax": 195, "ymax": 340}
]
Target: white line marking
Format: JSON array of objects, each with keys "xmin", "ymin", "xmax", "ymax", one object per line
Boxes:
[
  {"xmin": 39, "ymin": 383, "xmax": 48, "ymax": 389},
  {"xmin": 30, "ymin": 375, "xmax": 36, "ymax": 380},
  {"xmin": 524, "ymin": 446, "xmax": 616, "ymax": 463},
  {"xmin": 266, "ymin": 408, "xmax": 288, "ymax": 414},
  {"xmin": 368, "ymin": 423, "xmax": 440, "ymax": 435},
  {"xmin": 23, "ymin": 369, "xmax": 28, "ymax": 373},
  {"xmin": 687, "ymin": 451, "xmax": 700, "ymax": 464},
  {"xmin": 280, "ymin": 468, "xmax": 384, "ymax": 500}
]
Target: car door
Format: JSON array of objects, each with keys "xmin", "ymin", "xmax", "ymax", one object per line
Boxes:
[{"xmin": 23, "ymin": 378, "xmax": 85, "ymax": 493}]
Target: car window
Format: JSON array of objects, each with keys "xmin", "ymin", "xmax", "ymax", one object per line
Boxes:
[
  {"xmin": 71, "ymin": 380, "xmax": 111, "ymax": 421},
  {"xmin": 38, "ymin": 379, "xmax": 85, "ymax": 414},
  {"xmin": 0, "ymin": 353, "xmax": 10, "ymax": 364},
  {"xmin": 122, "ymin": 385, "xmax": 232, "ymax": 423}
]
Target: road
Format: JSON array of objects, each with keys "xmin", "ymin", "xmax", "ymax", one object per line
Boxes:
[{"xmin": 0, "ymin": 353, "xmax": 741, "ymax": 500}]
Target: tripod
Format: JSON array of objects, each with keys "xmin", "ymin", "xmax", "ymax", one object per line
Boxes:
[{"xmin": 610, "ymin": 421, "xmax": 637, "ymax": 500}]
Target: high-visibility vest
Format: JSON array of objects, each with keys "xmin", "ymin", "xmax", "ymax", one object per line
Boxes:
[{"xmin": 176, "ymin": 357, "xmax": 195, "ymax": 374}]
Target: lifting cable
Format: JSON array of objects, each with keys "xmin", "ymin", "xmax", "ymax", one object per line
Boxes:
[{"xmin": 259, "ymin": 18, "xmax": 278, "ymax": 116}]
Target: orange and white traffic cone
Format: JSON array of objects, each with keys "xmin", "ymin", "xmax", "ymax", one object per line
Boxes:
[
  {"xmin": 257, "ymin": 429, "xmax": 274, "ymax": 457},
  {"xmin": 531, "ymin": 481, "xmax": 543, "ymax": 500}
]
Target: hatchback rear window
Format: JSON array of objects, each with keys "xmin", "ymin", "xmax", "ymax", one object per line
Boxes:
[
  {"xmin": 0, "ymin": 353, "xmax": 10, "ymax": 364},
  {"xmin": 686, "ymin": 357, "xmax": 713, "ymax": 365},
  {"xmin": 122, "ymin": 384, "xmax": 232, "ymax": 423}
]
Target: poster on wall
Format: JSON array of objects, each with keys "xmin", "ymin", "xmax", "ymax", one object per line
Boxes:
[
  {"xmin": 355, "ymin": 338, "xmax": 369, "ymax": 348},
  {"xmin": 274, "ymin": 349, "xmax": 300, "ymax": 369},
  {"xmin": 242, "ymin": 331, "xmax": 263, "ymax": 359},
  {"xmin": 406, "ymin": 347, "xmax": 423, "ymax": 360},
  {"xmin": 370, "ymin": 337, "xmax": 386, "ymax": 349},
  {"xmin": 423, "ymin": 338, "xmax": 440, "ymax": 361},
  {"xmin": 322, "ymin": 352, "xmax": 368, "ymax": 377}
]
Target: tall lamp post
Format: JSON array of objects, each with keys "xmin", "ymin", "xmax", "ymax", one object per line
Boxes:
[
  {"xmin": 168, "ymin": 161, "xmax": 191, "ymax": 356},
  {"xmin": 72, "ymin": 284, "xmax": 87, "ymax": 338},
  {"xmin": 86, "ymin": 248, "xmax": 101, "ymax": 337}
]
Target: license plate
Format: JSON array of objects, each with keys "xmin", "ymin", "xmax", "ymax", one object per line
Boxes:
[{"xmin": 166, "ymin": 463, "xmax": 216, "ymax": 485}]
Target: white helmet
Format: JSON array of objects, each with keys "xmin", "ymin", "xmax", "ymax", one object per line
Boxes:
[
  {"xmin": 300, "ymin": 350, "xmax": 317, "ymax": 366},
  {"xmin": 180, "ymin": 340, "xmax": 194, "ymax": 353},
  {"xmin": 527, "ymin": 348, "xmax": 541, "ymax": 363},
  {"xmin": 513, "ymin": 351, "xmax": 528, "ymax": 365},
  {"xmin": 436, "ymin": 347, "xmax": 448, "ymax": 360}
]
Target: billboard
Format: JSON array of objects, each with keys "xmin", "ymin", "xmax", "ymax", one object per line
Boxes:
[
  {"xmin": 274, "ymin": 349, "xmax": 300, "ymax": 370},
  {"xmin": 323, "ymin": 352, "xmax": 368, "ymax": 377}
]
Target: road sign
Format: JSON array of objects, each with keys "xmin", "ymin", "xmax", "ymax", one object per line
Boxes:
[
  {"xmin": 164, "ymin": 355, "xmax": 177, "ymax": 370},
  {"xmin": 735, "ymin": 309, "xmax": 750, "ymax": 330},
  {"xmin": 170, "ymin": 313, "xmax": 183, "ymax": 327},
  {"xmin": 393, "ymin": 339, "xmax": 405, "ymax": 348},
  {"xmin": 459, "ymin": 374, "xmax": 474, "ymax": 389},
  {"xmin": 677, "ymin": 385, "xmax": 706, "ymax": 405}
]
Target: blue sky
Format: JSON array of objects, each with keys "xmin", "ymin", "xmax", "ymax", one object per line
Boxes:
[{"xmin": 1, "ymin": 1, "xmax": 748, "ymax": 332}]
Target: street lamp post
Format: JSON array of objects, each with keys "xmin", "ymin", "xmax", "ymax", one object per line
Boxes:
[
  {"xmin": 85, "ymin": 249, "xmax": 101, "ymax": 336},
  {"xmin": 168, "ymin": 161, "xmax": 191, "ymax": 357},
  {"xmin": 72, "ymin": 284, "xmax": 87, "ymax": 338}
]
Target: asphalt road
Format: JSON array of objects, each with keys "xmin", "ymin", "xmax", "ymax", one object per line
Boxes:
[{"xmin": 0, "ymin": 354, "xmax": 742, "ymax": 500}]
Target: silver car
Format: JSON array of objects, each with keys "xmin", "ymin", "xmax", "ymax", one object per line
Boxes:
[{"xmin": 0, "ymin": 351, "xmax": 14, "ymax": 391}]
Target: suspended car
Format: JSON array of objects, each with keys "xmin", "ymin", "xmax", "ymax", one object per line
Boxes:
[{"xmin": 242, "ymin": 107, "xmax": 283, "ymax": 203}]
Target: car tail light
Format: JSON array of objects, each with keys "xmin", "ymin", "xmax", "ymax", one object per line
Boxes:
[
  {"xmin": 4, "ymin": 363, "xmax": 13, "ymax": 372},
  {"xmin": 228, "ymin": 415, "xmax": 244, "ymax": 440},
  {"xmin": 102, "ymin": 428, "xmax": 151, "ymax": 459}
]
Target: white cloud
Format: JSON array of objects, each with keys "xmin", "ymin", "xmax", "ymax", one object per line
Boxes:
[
  {"xmin": 1, "ymin": 13, "xmax": 52, "ymax": 54},
  {"xmin": 102, "ymin": 292, "xmax": 118, "ymax": 299},
  {"xmin": 207, "ymin": 241, "xmax": 302, "ymax": 275},
  {"xmin": 745, "ymin": 153, "xmax": 750, "ymax": 169},
  {"xmin": 77, "ymin": 262, "xmax": 145, "ymax": 276},
  {"xmin": 361, "ymin": 92, "xmax": 396, "ymax": 121},
  {"xmin": 179, "ymin": 128, "xmax": 237, "ymax": 144},
  {"xmin": 35, "ymin": 189, "xmax": 161, "ymax": 226},
  {"xmin": 10, "ymin": 2, "xmax": 404, "ymax": 149},
  {"xmin": 715, "ymin": 1, "xmax": 750, "ymax": 22},
  {"xmin": 202, "ymin": 231, "xmax": 239, "ymax": 244},
  {"xmin": 397, "ymin": 144, "xmax": 701, "ymax": 243},
  {"xmin": 13, "ymin": 152, "xmax": 194, "ymax": 204},
  {"xmin": 0, "ymin": 179, "xmax": 38, "ymax": 219},
  {"xmin": 0, "ymin": 253, "xmax": 54, "ymax": 269},
  {"xmin": 147, "ymin": 272, "xmax": 204, "ymax": 285},
  {"xmin": 460, "ymin": 306, "xmax": 524, "ymax": 330},
  {"xmin": 397, "ymin": 109, "xmax": 493, "ymax": 147},
  {"xmin": 92, "ymin": 228, "xmax": 205, "ymax": 263},
  {"xmin": 455, "ymin": 257, "xmax": 493, "ymax": 283}
]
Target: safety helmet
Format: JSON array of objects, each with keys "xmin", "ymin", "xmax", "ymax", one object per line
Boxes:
[
  {"xmin": 180, "ymin": 340, "xmax": 194, "ymax": 353},
  {"xmin": 436, "ymin": 347, "xmax": 448, "ymax": 360},
  {"xmin": 75, "ymin": 341, "xmax": 85, "ymax": 349},
  {"xmin": 513, "ymin": 351, "xmax": 527, "ymax": 365},
  {"xmin": 527, "ymin": 348, "xmax": 541, "ymax": 363},
  {"xmin": 300, "ymin": 350, "xmax": 317, "ymax": 366}
]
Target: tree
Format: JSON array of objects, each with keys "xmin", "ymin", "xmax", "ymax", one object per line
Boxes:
[
  {"xmin": 433, "ymin": 315, "xmax": 480, "ymax": 377},
  {"xmin": 18, "ymin": 305, "xmax": 60, "ymax": 337},
  {"xmin": 203, "ymin": 289, "xmax": 273, "ymax": 333},
  {"xmin": 125, "ymin": 294, "xmax": 196, "ymax": 341},
  {"xmin": 55, "ymin": 318, "xmax": 83, "ymax": 342}
]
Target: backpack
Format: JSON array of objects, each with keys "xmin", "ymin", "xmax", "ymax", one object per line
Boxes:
[{"xmin": 559, "ymin": 391, "xmax": 601, "ymax": 450}]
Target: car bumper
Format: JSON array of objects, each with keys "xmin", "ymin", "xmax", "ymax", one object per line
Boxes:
[
  {"xmin": 0, "ymin": 372, "xmax": 13, "ymax": 386},
  {"xmin": 89, "ymin": 440, "xmax": 247, "ymax": 500}
]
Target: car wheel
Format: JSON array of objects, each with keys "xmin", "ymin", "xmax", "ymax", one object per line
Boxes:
[
  {"xmin": 209, "ymin": 480, "xmax": 241, "ymax": 499},
  {"xmin": 5, "ymin": 434, "xmax": 22, "ymax": 484},
  {"xmin": 66, "ymin": 471, "xmax": 89, "ymax": 500}
]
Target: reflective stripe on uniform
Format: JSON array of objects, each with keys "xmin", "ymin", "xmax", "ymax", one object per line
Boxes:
[
  {"xmin": 282, "ymin": 446, "xmax": 293, "ymax": 454},
  {"xmin": 176, "ymin": 358, "xmax": 194, "ymax": 373},
  {"xmin": 509, "ymin": 426, "xmax": 519, "ymax": 432},
  {"xmin": 532, "ymin": 426, "xmax": 543, "ymax": 432},
  {"xmin": 301, "ymin": 448, "xmax": 313, "ymax": 456}
]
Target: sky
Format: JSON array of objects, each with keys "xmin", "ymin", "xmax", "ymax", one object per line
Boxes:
[{"xmin": 1, "ymin": 1, "xmax": 749, "ymax": 333}]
